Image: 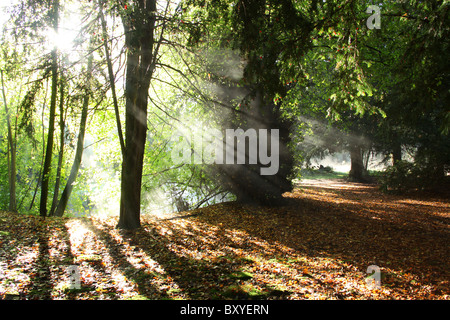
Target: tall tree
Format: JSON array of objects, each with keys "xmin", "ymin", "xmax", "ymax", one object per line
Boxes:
[
  {"xmin": 180, "ymin": 0, "xmax": 315, "ymax": 204},
  {"xmin": 1, "ymin": 70, "xmax": 17, "ymax": 212},
  {"xmin": 39, "ymin": 0, "xmax": 60, "ymax": 217},
  {"xmin": 49, "ymin": 79, "xmax": 65, "ymax": 216},
  {"xmin": 182, "ymin": 0, "xmax": 384, "ymax": 199},
  {"xmin": 99, "ymin": 0, "xmax": 125, "ymax": 155},
  {"xmin": 117, "ymin": 0, "xmax": 160, "ymax": 230},
  {"xmin": 52, "ymin": 43, "xmax": 95, "ymax": 217}
]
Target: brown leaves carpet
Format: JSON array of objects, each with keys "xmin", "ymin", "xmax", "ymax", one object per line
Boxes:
[{"xmin": 1, "ymin": 179, "xmax": 448, "ymax": 300}]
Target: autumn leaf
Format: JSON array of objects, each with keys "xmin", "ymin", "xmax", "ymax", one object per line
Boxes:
[{"xmin": 0, "ymin": 179, "xmax": 448, "ymax": 300}]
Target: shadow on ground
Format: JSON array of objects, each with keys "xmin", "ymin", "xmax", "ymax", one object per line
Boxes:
[{"xmin": 1, "ymin": 179, "xmax": 448, "ymax": 299}]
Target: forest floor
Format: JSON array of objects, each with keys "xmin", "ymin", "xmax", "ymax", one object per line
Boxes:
[{"xmin": 0, "ymin": 179, "xmax": 449, "ymax": 300}]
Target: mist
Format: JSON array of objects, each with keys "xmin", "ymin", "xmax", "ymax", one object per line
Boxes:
[
  {"xmin": 296, "ymin": 115, "xmax": 389, "ymax": 175},
  {"xmin": 307, "ymin": 151, "xmax": 388, "ymax": 173}
]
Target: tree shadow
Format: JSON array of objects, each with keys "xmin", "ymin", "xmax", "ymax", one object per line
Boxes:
[
  {"xmin": 19, "ymin": 218, "xmax": 97, "ymax": 299},
  {"xmin": 80, "ymin": 219, "xmax": 174, "ymax": 299},
  {"xmin": 10, "ymin": 178, "xmax": 447, "ymax": 300},
  {"xmin": 24, "ymin": 222, "xmax": 53, "ymax": 299},
  {"xmin": 0, "ymin": 214, "xmax": 41, "ymax": 297},
  {"xmin": 84, "ymin": 215, "xmax": 288, "ymax": 299},
  {"xmin": 0, "ymin": 214, "xmax": 73, "ymax": 299},
  {"xmin": 192, "ymin": 184, "xmax": 450, "ymax": 297}
]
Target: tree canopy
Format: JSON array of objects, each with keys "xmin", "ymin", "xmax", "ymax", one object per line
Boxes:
[{"xmin": 0, "ymin": 0, "xmax": 448, "ymax": 228}]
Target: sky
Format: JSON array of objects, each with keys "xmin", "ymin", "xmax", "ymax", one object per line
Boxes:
[
  {"xmin": 0, "ymin": 0, "xmax": 83, "ymax": 54},
  {"xmin": 0, "ymin": 0, "xmax": 16, "ymax": 30}
]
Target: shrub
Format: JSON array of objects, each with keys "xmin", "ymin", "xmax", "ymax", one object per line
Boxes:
[{"xmin": 380, "ymin": 160, "xmax": 446, "ymax": 193}]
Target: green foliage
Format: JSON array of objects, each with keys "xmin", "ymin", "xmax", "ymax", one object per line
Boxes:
[
  {"xmin": 0, "ymin": 151, "xmax": 8, "ymax": 208},
  {"xmin": 0, "ymin": 0, "xmax": 448, "ymax": 219},
  {"xmin": 380, "ymin": 161, "xmax": 415, "ymax": 193},
  {"xmin": 380, "ymin": 160, "xmax": 447, "ymax": 193},
  {"xmin": 17, "ymin": 76, "xmax": 46, "ymax": 144},
  {"xmin": 300, "ymin": 167, "xmax": 347, "ymax": 180}
]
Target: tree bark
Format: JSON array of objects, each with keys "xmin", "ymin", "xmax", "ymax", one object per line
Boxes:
[
  {"xmin": 50, "ymin": 81, "xmax": 65, "ymax": 216},
  {"xmin": 392, "ymin": 142, "xmax": 402, "ymax": 165},
  {"xmin": 29, "ymin": 81, "xmax": 49, "ymax": 211},
  {"xmin": 117, "ymin": 0, "xmax": 157, "ymax": 230},
  {"xmin": 349, "ymin": 144, "xmax": 366, "ymax": 182}
]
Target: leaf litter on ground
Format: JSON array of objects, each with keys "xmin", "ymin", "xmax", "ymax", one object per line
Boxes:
[{"xmin": 0, "ymin": 179, "xmax": 448, "ymax": 300}]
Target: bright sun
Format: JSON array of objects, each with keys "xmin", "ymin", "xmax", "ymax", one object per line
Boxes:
[
  {"xmin": 47, "ymin": 26, "xmax": 78, "ymax": 52},
  {"xmin": 1, "ymin": 1, "xmax": 82, "ymax": 54},
  {"xmin": 47, "ymin": 4, "xmax": 82, "ymax": 53}
]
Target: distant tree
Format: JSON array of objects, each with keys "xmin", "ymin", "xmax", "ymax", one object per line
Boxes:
[{"xmin": 370, "ymin": 0, "xmax": 449, "ymax": 190}]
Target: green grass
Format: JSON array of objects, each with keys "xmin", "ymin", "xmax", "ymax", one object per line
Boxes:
[
  {"xmin": 229, "ymin": 271, "xmax": 253, "ymax": 280},
  {"xmin": 299, "ymin": 168, "xmax": 383, "ymax": 181},
  {"xmin": 299, "ymin": 168, "xmax": 348, "ymax": 180},
  {"xmin": 74, "ymin": 254, "xmax": 103, "ymax": 263},
  {"xmin": 222, "ymin": 284, "xmax": 267, "ymax": 300}
]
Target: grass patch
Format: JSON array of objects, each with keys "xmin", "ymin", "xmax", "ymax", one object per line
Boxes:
[
  {"xmin": 0, "ymin": 230, "xmax": 10, "ymax": 236},
  {"xmin": 229, "ymin": 271, "xmax": 254, "ymax": 280},
  {"xmin": 53, "ymin": 282, "xmax": 95, "ymax": 295},
  {"xmin": 125, "ymin": 294, "xmax": 150, "ymax": 300},
  {"xmin": 222, "ymin": 284, "xmax": 267, "ymax": 300},
  {"xmin": 299, "ymin": 168, "xmax": 348, "ymax": 180},
  {"xmin": 238, "ymin": 256, "xmax": 256, "ymax": 264},
  {"xmin": 74, "ymin": 254, "xmax": 103, "ymax": 263}
]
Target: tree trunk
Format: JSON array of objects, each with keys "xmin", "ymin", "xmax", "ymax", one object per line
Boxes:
[
  {"xmin": 1, "ymin": 70, "xmax": 16, "ymax": 212},
  {"xmin": 39, "ymin": 49, "xmax": 58, "ymax": 217},
  {"xmin": 392, "ymin": 142, "xmax": 402, "ymax": 165},
  {"xmin": 29, "ymin": 81, "xmax": 49, "ymax": 211},
  {"xmin": 99, "ymin": 0, "xmax": 125, "ymax": 155},
  {"xmin": 117, "ymin": 51, "xmax": 150, "ymax": 230},
  {"xmin": 117, "ymin": 0, "xmax": 157, "ymax": 230},
  {"xmin": 363, "ymin": 146, "xmax": 372, "ymax": 171},
  {"xmin": 53, "ymin": 45, "xmax": 94, "ymax": 217},
  {"xmin": 50, "ymin": 81, "xmax": 65, "ymax": 216},
  {"xmin": 349, "ymin": 144, "xmax": 366, "ymax": 182},
  {"xmin": 39, "ymin": 0, "xmax": 59, "ymax": 217}
]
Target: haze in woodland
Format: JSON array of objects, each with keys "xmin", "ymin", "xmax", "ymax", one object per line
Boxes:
[{"xmin": 0, "ymin": 0, "xmax": 448, "ymax": 302}]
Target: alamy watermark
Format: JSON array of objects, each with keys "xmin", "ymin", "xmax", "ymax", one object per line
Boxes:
[
  {"xmin": 67, "ymin": 265, "xmax": 81, "ymax": 290},
  {"xmin": 366, "ymin": 5, "xmax": 381, "ymax": 30},
  {"xmin": 366, "ymin": 265, "xmax": 381, "ymax": 288},
  {"xmin": 171, "ymin": 125, "xmax": 280, "ymax": 176}
]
